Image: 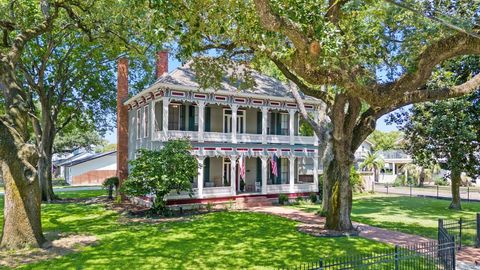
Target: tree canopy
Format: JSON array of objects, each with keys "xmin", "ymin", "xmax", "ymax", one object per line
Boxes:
[
  {"xmin": 151, "ymin": 0, "xmax": 480, "ymax": 230},
  {"xmin": 368, "ymin": 131, "xmax": 402, "ymax": 151}
]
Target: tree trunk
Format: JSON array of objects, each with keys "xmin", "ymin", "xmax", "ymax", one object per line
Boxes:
[
  {"xmin": 418, "ymin": 167, "xmax": 425, "ymax": 187},
  {"xmin": 324, "ymin": 158, "xmax": 354, "ymax": 231},
  {"xmin": 449, "ymin": 168, "xmax": 462, "ymax": 210},
  {"xmin": 38, "ymin": 154, "xmax": 58, "ymax": 202},
  {"xmin": 0, "ymin": 124, "xmax": 45, "ymax": 249},
  {"xmin": 36, "ymin": 104, "xmax": 59, "ymax": 202}
]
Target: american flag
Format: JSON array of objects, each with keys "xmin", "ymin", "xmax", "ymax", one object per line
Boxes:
[
  {"xmin": 239, "ymin": 155, "xmax": 246, "ymax": 180},
  {"xmin": 271, "ymin": 154, "xmax": 278, "ymax": 177}
]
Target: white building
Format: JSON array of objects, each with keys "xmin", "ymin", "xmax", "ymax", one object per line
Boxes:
[{"xmin": 120, "ymin": 56, "xmax": 324, "ymax": 205}]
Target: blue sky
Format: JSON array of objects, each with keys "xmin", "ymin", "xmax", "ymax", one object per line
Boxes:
[{"xmin": 103, "ymin": 57, "xmax": 399, "ymax": 143}]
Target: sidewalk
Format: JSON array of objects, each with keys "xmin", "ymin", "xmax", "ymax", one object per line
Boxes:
[{"xmin": 251, "ymin": 206, "xmax": 480, "ymax": 265}]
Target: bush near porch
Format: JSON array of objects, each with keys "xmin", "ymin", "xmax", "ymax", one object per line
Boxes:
[{"xmin": 0, "ymin": 190, "xmax": 389, "ymax": 269}]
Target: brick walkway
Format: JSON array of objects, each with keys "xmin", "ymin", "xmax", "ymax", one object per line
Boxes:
[{"xmin": 250, "ymin": 206, "xmax": 480, "ymax": 266}]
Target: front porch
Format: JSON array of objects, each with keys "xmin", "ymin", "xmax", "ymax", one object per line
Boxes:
[{"xmin": 168, "ymin": 154, "xmax": 319, "ymax": 201}]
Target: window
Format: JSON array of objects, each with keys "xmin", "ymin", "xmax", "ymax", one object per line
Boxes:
[
  {"xmin": 168, "ymin": 104, "xmax": 181, "ymax": 130},
  {"xmin": 194, "ymin": 106, "xmax": 199, "ymax": 129},
  {"xmin": 280, "ymin": 113, "xmax": 289, "ymax": 135},
  {"xmin": 223, "ymin": 109, "xmax": 246, "ymax": 133},
  {"xmin": 143, "ymin": 104, "xmax": 149, "ymax": 138},
  {"xmin": 136, "ymin": 109, "xmax": 141, "ymax": 139},
  {"xmin": 280, "ymin": 158, "xmax": 289, "ymax": 184}
]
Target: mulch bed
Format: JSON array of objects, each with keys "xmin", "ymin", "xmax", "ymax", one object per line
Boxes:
[{"xmin": 297, "ymin": 223, "xmax": 360, "ymax": 237}]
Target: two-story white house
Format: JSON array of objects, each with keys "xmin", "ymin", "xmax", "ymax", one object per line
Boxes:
[{"xmin": 117, "ymin": 53, "xmax": 324, "ymax": 206}]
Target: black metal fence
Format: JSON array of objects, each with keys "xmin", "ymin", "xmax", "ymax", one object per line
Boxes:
[
  {"xmin": 278, "ymin": 240, "xmax": 455, "ymax": 270},
  {"xmin": 438, "ymin": 214, "xmax": 480, "ymax": 250},
  {"xmin": 374, "ymin": 183, "xmax": 480, "ymax": 202}
]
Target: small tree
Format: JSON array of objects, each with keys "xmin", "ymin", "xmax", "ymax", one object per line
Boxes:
[
  {"xmin": 121, "ymin": 139, "xmax": 198, "ymax": 212},
  {"xmin": 103, "ymin": 176, "xmax": 120, "ymax": 200},
  {"xmin": 392, "ymin": 92, "xmax": 480, "ymax": 210},
  {"xmin": 360, "ymin": 152, "xmax": 384, "ymax": 183}
]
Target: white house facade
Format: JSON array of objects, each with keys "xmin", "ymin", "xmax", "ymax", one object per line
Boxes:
[{"xmin": 121, "ymin": 57, "xmax": 324, "ymax": 204}]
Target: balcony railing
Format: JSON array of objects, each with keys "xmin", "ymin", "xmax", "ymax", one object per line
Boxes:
[{"xmin": 153, "ymin": 130, "xmax": 317, "ymax": 145}]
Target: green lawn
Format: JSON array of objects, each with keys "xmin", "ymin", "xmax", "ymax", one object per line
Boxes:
[
  {"xmin": 292, "ymin": 194, "xmax": 480, "ymax": 240},
  {"xmin": 0, "ymin": 190, "xmax": 388, "ymax": 269}
]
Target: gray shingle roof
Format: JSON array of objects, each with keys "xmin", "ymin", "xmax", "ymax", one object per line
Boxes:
[{"xmin": 155, "ymin": 61, "xmax": 317, "ymax": 100}]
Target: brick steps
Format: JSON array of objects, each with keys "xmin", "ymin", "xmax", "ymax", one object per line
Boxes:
[{"xmin": 236, "ymin": 196, "xmax": 273, "ymax": 208}]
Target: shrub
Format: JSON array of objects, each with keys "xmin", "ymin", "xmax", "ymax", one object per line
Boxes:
[
  {"xmin": 295, "ymin": 196, "xmax": 304, "ymax": 203},
  {"xmin": 350, "ymin": 167, "xmax": 364, "ymax": 193},
  {"xmin": 434, "ymin": 176, "xmax": 449, "ymax": 186},
  {"xmin": 393, "ymin": 175, "xmax": 406, "ymax": 187},
  {"xmin": 206, "ymin": 202, "xmax": 213, "ymax": 212},
  {"xmin": 103, "ymin": 176, "xmax": 119, "ymax": 199},
  {"xmin": 278, "ymin": 194, "xmax": 289, "ymax": 205},
  {"xmin": 121, "ymin": 139, "xmax": 198, "ymax": 213},
  {"xmin": 52, "ymin": 178, "xmax": 68, "ymax": 186},
  {"xmin": 309, "ymin": 192, "xmax": 318, "ymax": 203}
]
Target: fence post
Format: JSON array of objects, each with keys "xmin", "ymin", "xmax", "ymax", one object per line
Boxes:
[
  {"xmin": 409, "ymin": 184, "xmax": 412, "ymax": 197},
  {"xmin": 394, "ymin": 245, "xmax": 399, "ymax": 270},
  {"xmin": 438, "ymin": 219, "xmax": 443, "ymax": 241},
  {"xmin": 387, "ymin": 184, "xmax": 389, "ymax": 195},
  {"xmin": 476, "ymin": 213, "xmax": 480, "ymax": 248},
  {"xmin": 319, "ymin": 259, "xmax": 324, "ymax": 270},
  {"xmin": 467, "ymin": 186, "xmax": 470, "ymax": 202},
  {"xmin": 437, "ymin": 185, "xmax": 439, "ymax": 199},
  {"xmin": 458, "ymin": 217, "xmax": 463, "ymax": 250},
  {"xmin": 451, "ymin": 235, "xmax": 456, "ymax": 269}
]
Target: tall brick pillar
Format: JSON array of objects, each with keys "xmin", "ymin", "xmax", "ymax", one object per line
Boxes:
[
  {"xmin": 117, "ymin": 58, "xmax": 129, "ymax": 189},
  {"xmin": 156, "ymin": 51, "xmax": 168, "ymax": 79}
]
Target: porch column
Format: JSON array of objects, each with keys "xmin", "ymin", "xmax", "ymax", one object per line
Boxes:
[
  {"xmin": 162, "ymin": 98, "xmax": 170, "ymax": 138},
  {"xmin": 289, "ymin": 156, "xmax": 295, "ymax": 193},
  {"xmin": 230, "ymin": 156, "xmax": 238, "ymax": 195},
  {"xmin": 313, "ymin": 108, "xmax": 320, "ymax": 146},
  {"xmin": 231, "ymin": 104, "xmax": 238, "ymax": 144},
  {"xmin": 313, "ymin": 156, "xmax": 319, "ymax": 192},
  {"xmin": 197, "ymin": 156, "xmax": 205, "ymax": 198},
  {"xmin": 262, "ymin": 107, "xmax": 268, "ymax": 144},
  {"xmin": 198, "ymin": 101, "xmax": 205, "ymax": 142},
  {"xmin": 261, "ymin": 156, "xmax": 268, "ymax": 194},
  {"xmin": 392, "ymin": 163, "xmax": 396, "ymax": 175},
  {"xmin": 289, "ymin": 110, "xmax": 295, "ymax": 145}
]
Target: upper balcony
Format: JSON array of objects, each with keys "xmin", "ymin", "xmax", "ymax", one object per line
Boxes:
[{"xmin": 135, "ymin": 98, "xmax": 319, "ymax": 146}]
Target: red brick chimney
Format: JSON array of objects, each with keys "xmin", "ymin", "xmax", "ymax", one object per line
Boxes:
[
  {"xmin": 155, "ymin": 51, "xmax": 168, "ymax": 79},
  {"xmin": 117, "ymin": 58, "xmax": 129, "ymax": 189}
]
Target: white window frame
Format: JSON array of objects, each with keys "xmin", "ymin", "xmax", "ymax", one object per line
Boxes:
[
  {"xmin": 280, "ymin": 113, "xmax": 289, "ymax": 135},
  {"xmin": 136, "ymin": 109, "xmax": 141, "ymax": 140},
  {"xmin": 168, "ymin": 103, "xmax": 182, "ymax": 130},
  {"xmin": 223, "ymin": 108, "xmax": 246, "ymax": 133}
]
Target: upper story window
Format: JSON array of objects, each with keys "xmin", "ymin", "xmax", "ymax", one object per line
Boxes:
[
  {"xmin": 223, "ymin": 109, "xmax": 245, "ymax": 133},
  {"xmin": 280, "ymin": 113, "xmax": 289, "ymax": 135},
  {"xmin": 169, "ymin": 103, "xmax": 185, "ymax": 130},
  {"xmin": 136, "ymin": 109, "xmax": 141, "ymax": 139},
  {"xmin": 143, "ymin": 104, "xmax": 149, "ymax": 138}
]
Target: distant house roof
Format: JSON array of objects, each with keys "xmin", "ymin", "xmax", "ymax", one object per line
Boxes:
[
  {"xmin": 125, "ymin": 60, "xmax": 322, "ymax": 105},
  {"xmin": 58, "ymin": 151, "xmax": 116, "ymax": 167}
]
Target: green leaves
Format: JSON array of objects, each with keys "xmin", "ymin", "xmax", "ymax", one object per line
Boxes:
[{"xmin": 122, "ymin": 139, "xmax": 198, "ymax": 211}]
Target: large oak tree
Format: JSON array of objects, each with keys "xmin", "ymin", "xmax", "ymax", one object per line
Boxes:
[
  {"xmin": 155, "ymin": 0, "xmax": 480, "ymax": 231},
  {"xmin": 0, "ymin": 0, "xmax": 170, "ymax": 248}
]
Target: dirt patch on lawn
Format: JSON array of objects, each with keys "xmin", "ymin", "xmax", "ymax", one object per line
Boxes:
[{"xmin": 0, "ymin": 234, "xmax": 98, "ymax": 268}]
